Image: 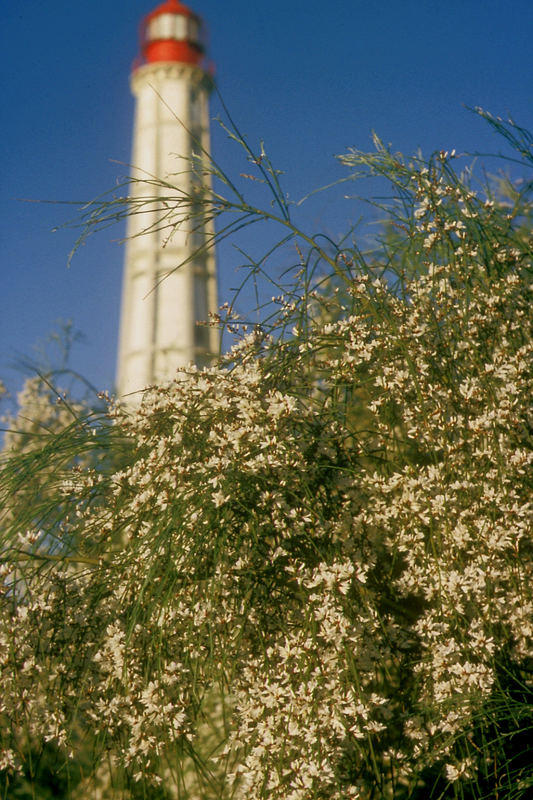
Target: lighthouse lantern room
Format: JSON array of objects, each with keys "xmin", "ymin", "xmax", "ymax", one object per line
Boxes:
[{"xmin": 116, "ymin": 0, "xmax": 218, "ymax": 400}]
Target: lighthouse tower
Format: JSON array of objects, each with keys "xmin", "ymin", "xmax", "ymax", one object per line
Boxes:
[{"xmin": 116, "ymin": 0, "xmax": 218, "ymax": 399}]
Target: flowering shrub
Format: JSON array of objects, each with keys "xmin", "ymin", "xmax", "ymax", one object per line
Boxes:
[{"xmin": 1, "ymin": 112, "xmax": 532, "ymax": 798}]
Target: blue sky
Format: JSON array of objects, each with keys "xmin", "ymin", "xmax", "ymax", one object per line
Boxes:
[{"xmin": 1, "ymin": 0, "xmax": 532, "ymax": 399}]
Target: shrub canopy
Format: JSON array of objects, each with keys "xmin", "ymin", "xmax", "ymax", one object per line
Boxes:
[{"xmin": 1, "ymin": 111, "xmax": 532, "ymax": 799}]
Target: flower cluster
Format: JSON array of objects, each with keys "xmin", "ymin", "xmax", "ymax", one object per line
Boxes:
[{"xmin": 1, "ymin": 115, "xmax": 531, "ymax": 798}]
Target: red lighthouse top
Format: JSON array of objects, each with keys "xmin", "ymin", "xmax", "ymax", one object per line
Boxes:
[{"xmin": 136, "ymin": 0, "xmax": 206, "ymax": 68}]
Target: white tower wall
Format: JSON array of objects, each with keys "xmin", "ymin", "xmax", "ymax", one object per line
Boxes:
[{"xmin": 117, "ymin": 57, "xmax": 218, "ymax": 399}]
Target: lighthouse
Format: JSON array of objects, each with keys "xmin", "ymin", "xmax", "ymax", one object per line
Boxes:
[{"xmin": 116, "ymin": 0, "xmax": 218, "ymax": 399}]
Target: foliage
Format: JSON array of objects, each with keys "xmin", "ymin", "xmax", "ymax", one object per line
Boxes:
[{"xmin": 1, "ymin": 111, "xmax": 532, "ymax": 799}]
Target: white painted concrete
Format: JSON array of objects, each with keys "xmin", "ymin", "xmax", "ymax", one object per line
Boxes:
[{"xmin": 117, "ymin": 59, "xmax": 218, "ymax": 399}]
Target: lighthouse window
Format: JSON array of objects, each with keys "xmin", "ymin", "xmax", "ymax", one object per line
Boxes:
[
  {"xmin": 193, "ymin": 275, "xmax": 210, "ymax": 348},
  {"xmin": 190, "ymin": 90, "xmax": 202, "ymax": 127},
  {"xmin": 190, "ymin": 201, "xmax": 205, "ymax": 248},
  {"xmin": 188, "ymin": 18, "xmax": 200, "ymax": 45},
  {"xmin": 190, "ymin": 127, "xmax": 204, "ymax": 185},
  {"xmin": 147, "ymin": 13, "xmax": 187, "ymax": 41}
]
